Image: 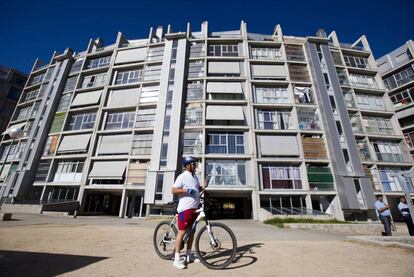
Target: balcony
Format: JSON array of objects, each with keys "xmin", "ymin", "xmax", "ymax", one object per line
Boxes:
[{"xmin": 375, "ymin": 152, "xmax": 405, "ymax": 163}]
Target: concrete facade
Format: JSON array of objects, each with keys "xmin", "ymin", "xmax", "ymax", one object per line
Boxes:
[{"xmin": 0, "ymin": 22, "xmax": 412, "ymax": 221}]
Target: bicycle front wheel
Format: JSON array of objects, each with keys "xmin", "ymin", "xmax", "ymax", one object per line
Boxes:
[
  {"xmin": 195, "ymin": 222, "xmax": 237, "ymax": 269},
  {"xmin": 153, "ymin": 221, "xmax": 178, "ymax": 260}
]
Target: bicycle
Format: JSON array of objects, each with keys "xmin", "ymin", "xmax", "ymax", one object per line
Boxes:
[{"xmin": 153, "ymin": 189, "xmax": 237, "ymax": 270}]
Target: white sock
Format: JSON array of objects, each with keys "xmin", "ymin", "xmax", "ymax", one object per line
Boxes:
[
  {"xmin": 175, "ymin": 252, "xmax": 181, "ymax": 262},
  {"xmin": 186, "ymin": 249, "xmax": 192, "ymax": 256}
]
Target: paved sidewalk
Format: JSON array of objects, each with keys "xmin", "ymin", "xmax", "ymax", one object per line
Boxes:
[{"xmin": 0, "ymin": 214, "xmax": 413, "ymax": 277}]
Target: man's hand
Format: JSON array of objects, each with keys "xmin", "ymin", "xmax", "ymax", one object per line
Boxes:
[{"xmin": 187, "ymin": 189, "xmax": 197, "ymax": 196}]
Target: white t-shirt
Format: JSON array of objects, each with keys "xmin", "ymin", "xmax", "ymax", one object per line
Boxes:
[
  {"xmin": 398, "ymin": 202, "xmax": 410, "ymax": 216},
  {"xmin": 173, "ymin": 170, "xmax": 200, "ymax": 213}
]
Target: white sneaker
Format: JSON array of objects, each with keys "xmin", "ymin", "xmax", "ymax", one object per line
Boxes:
[
  {"xmin": 173, "ymin": 259, "xmax": 186, "ymax": 269},
  {"xmin": 186, "ymin": 253, "xmax": 200, "ymax": 263}
]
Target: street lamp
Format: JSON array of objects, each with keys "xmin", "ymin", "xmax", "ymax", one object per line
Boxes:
[
  {"xmin": 389, "ymin": 170, "xmax": 414, "ymax": 225},
  {"xmin": 0, "ymin": 124, "xmax": 24, "ymax": 203}
]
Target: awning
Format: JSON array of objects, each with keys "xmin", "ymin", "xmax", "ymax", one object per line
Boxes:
[
  {"xmin": 206, "ymin": 82, "xmax": 243, "ymax": 94},
  {"xmin": 115, "ymin": 47, "xmax": 147, "ymax": 64},
  {"xmin": 107, "ymin": 88, "xmax": 140, "ymax": 108},
  {"xmin": 71, "ymin": 90, "xmax": 102, "ymax": 107},
  {"xmin": 89, "ymin": 161, "xmax": 127, "ymax": 180},
  {"xmin": 259, "ymin": 135, "xmax": 299, "ymax": 156},
  {"xmin": 251, "ymin": 64, "xmax": 286, "ymax": 78},
  {"xmin": 206, "ymin": 105, "xmax": 244, "ymax": 121},
  {"xmin": 208, "ymin": 62, "xmax": 240, "ymax": 74},
  {"xmin": 57, "ymin": 133, "xmax": 91, "ymax": 153},
  {"xmin": 97, "ymin": 134, "xmax": 132, "ymax": 155}
]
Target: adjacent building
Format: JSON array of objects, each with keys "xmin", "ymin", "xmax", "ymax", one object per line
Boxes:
[
  {"xmin": 0, "ymin": 65, "xmax": 27, "ymax": 135},
  {"xmin": 0, "ymin": 22, "xmax": 412, "ymax": 221}
]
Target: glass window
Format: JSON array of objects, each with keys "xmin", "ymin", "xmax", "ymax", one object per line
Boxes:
[
  {"xmin": 67, "ymin": 112, "xmax": 96, "ymax": 131},
  {"xmin": 293, "ymin": 86, "xmax": 312, "ymax": 104},
  {"xmin": 297, "ymin": 110, "xmax": 320, "ymax": 131},
  {"xmin": 183, "ymin": 132, "xmax": 202, "ymax": 155},
  {"xmin": 185, "ymin": 105, "xmax": 203, "ymax": 126},
  {"xmin": 135, "ymin": 107, "xmax": 156, "ymax": 128},
  {"xmin": 206, "ymin": 133, "xmax": 244, "ymax": 154},
  {"xmin": 105, "ymin": 111, "xmax": 135, "ymax": 130},
  {"xmin": 131, "ymin": 134, "xmax": 153, "ymax": 155},
  {"xmin": 186, "ymin": 81, "xmax": 203, "ymax": 101},
  {"xmin": 52, "ymin": 161, "xmax": 84, "ymax": 182},
  {"xmin": 86, "ymin": 56, "xmax": 111, "ymax": 69},
  {"xmin": 188, "ymin": 60, "xmax": 204, "ymax": 78},
  {"xmin": 260, "ymin": 164, "xmax": 302, "ymax": 190},
  {"xmin": 256, "ymin": 110, "xmax": 292, "ymax": 130},
  {"xmin": 114, "ymin": 69, "xmax": 142, "ymax": 85},
  {"xmin": 81, "ymin": 73, "xmax": 107, "ymax": 88},
  {"xmin": 250, "ymin": 47, "xmax": 282, "ymax": 60},
  {"xmin": 63, "ymin": 76, "xmax": 78, "ymax": 92},
  {"xmin": 206, "ymin": 160, "xmax": 246, "ymax": 186},
  {"xmin": 208, "ymin": 44, "xmax": 239, "ymax": 57},
  {"xmin": 255, "ymin": 87, "xmax": 289, "ymax": 104}
]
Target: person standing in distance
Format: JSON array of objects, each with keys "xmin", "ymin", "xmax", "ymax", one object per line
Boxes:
[
  {"xmin": 398, "ymin": 196, "xmax": 414, "ymax": 236},
  {"xmin": 375, "ymin": 195, "xmax": 392, "ymax": 236},
  {"xmin": 171, "ymin": 156, "xmax": 202, "ymax": 269}
]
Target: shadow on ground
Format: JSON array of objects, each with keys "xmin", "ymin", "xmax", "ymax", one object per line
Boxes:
[
  {"xmin": 226, "ymin": 243, "xmax": 263, "ymax": 270},
  {"xmin": 0, "ymin": 250, "xmax": 109, "ymax": 277}
]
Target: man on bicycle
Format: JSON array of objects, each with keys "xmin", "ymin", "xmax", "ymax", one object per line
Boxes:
[{"xmin": 171, "ymin": 156, "xmax": 202, "ymax": 269}]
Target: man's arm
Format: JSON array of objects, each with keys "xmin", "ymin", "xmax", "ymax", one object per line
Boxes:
[
  {"xmin": 377, "ymin": 204, "xmax": 389, "ymax": 213},
  {"xmin": 171, "ymin": 187, "xmax": 188, "ymax": 196}
]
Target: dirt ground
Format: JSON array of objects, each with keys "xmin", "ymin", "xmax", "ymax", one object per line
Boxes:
[{"xmin": 0, "ymin": 215, "xmax": 413, "ymax": 277}]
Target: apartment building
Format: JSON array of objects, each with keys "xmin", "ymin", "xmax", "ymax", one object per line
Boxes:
[
  {"xmin": 0, "ymin": 65, "xmax": 27, "ymax": 134},
  {"xmin": 0, "ymin": 22, "xmax": 412, "ymax": 221},
  {"xmin": 377, "ymin": 41, "xmax": 414, "ymax": 159}
]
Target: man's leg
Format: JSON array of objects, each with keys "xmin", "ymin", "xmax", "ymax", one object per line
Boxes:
[
  {"xmin": 403, "ymin": 216, "xmax": 414, "ymax": 236},
  {"xmin": 384, "ymin": 216, "xmax": 392, "ymax": 236}
]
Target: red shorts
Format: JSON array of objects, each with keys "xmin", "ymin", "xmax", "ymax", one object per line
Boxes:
[{"xmin": 177, "ymin": 208, "xmax": 197, "ymax": 231}]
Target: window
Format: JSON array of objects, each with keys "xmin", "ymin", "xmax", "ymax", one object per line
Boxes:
[
  {"xmin": 114, "ymin": 69, "xmax": 142, "ymax": 85},
  {"xmin": 188, "ymin": 60, "xmax": 204, "ymax": 78},
  {"xmin": 190, "ymin": 42, "xmax": 205, "ymax": 58},
  {"xmin": 147, "ymin": 46, "xmax": 165, "ymax": 61},
  {"xmin": 206, "ymin": 133, "xmax": 244, "ymax": 154},
  {"xmin": 7, "ymin": 87, "xmax": 21, "ymax": 101},
  {"xmin": 356, "ymin": 138, "xmax": 371, "ymax": 161},
  {"xmin": 379, "ymin": 168, "xmax": 413, "ymax": 192},
  {"xmin": 56, "ymin": 93, "xmax": 72, "ymax": 112},
  {"xmin": 390, "ymin": 88, "xmax": 414, "ymax": 108},
  {"xmin": 208, "ymin": 44, "xmax": 239, "ymax": 57},
  {"xmin": 255, "ymin": 87, "xmax": 289, "ymax": 103},
  {"xmin": 285, "ymin": 44, "xmax": 305, "ymax": 61},
  {"xmin": 256, "ymin": 110, "xmax": 292, "ymax": 130},
  {"xmin": 336, "ymin": 69, "xmax": 349, "ymax": 86},
  {"xmin": 289, "ymin": 64, "xmax": 310, "ymax": 82},
  {"xmin": 183, "ymin": 132, "xmax": 202, "ymax": 155},
  {"xmin": 349, "ymin": 113, "xmax": 363, "ymax": 133},
  {"xmin": 187, "ymin": 81, "xmax": 203, "ymax": 101},
  {"xmin": 82, "ymin": 73, "xmax": 107, "ymax": 88},
  {"xmin": 372, "ymin": 142, "xmax": 404, "ymax": 163},
  {"xmin": 355, "ymin": 94, "xmax": 385, "ymax": 111},
  {"xmin": 384, "ymin": 75, "xmax": 398, "ymax": 90},
  {"xmin": 250, "ymin": 47, "xmax": 282, "ymax": 60},
  {"xmin": 354, "ymin": 179, "xmax": 366, "ymax": 208},
  {"xmin": 297, "ymin": 110, "xmax": 320, "ymax": 131},
  {"xmin": 143, "ymin": 64, "xmax": 161, "ymax": 81},
  {"xmin": 331, "ymin": 50, "xmax": 343, "ymax": 66},
  {"xmin": 30, "ymin": 73, "xmax": 45, "ymax": 85},
  {"xmin": 63, "ymin": 76, "xmax": 78, "ymax": 92},
  {"xmin": 293, "ymin": 86, "xmax": 312, "ymax": 104},
  {"xmin": 343, "ymin": 55, "xmax": 369, "ymax": 69},
  {"xmin": 50, "ymin": 112, "xmax": 67, "ymax": 133},
  {"xmin": 34, "ymin": 160, "xmax": 51, "ymax": 182},
  {"xmin": 206, "ymin": 160, "xmax": 246, "ymax": 186},
  {"xmin": 43, "ymin": 135, "xmax": 59, "ymax": 156},
  {"xmin": 185, "ymin": 105, "xmax": 203, "ymax": 126},
  {"xmin": 155, "ymin": 173, "xmax": 164, "ymax": 201},
  {"xmin": 47, "ymin": 187, "xmax": 79, "ymax": 202},
  {"xmin": 140, "ymin": 85, "xmax": 159, "ymax": 103},
  {"xmin": 24, "ymin": 88, "xmax": 39, "ymax": 102},
  {"xmin": 67, "ymin": 112, "xmax": 96, "ymax": 131},
  {"xmin": 260, "ymin": 164, "xmax": 301, "ymax": 189},
  {"xmin": 349, "ymin": 74, "xmax": 377, "ymax": 89},
  {"xmin": 53, "ymin": 161, "xmax": 84, "ymax": 182},
  {"xmin": 15, "ymin": 105, "xmax": 32, "ymax": 121},
  {"xmin": 393, "ymin": 67, "xmax": 414, "ymax": 87},
  {"xmin": 131, "ymin": 134, "xmax": 153, "ymax": 155},
  {"xmin": 135, "ymin": 107, "xmax": 156, "ymax": 128},
  {"xmin": 86, "ymin": 56, "xmax": 111, "ymax": 69},
  {"xmin": 0, "ymin": 143, "xmax": 18, "ymax": 161},
  {"xmin": 307, "ymin": 166, "xmax": 334, "ymax": 191},
  {"xmin": 104, "ymin": 111, "xmax": 135, "ymax": 130},
  {"xmin": 70, "ymin": 58, "xmax": 84, "ymax": 74},
  {"xmin": 362, "ymin": 116, "xmax": 393, "ymax": 135}
]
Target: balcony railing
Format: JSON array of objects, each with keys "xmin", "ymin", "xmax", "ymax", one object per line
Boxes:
[{"xmin": 375, "ymin": 152, "xmax": 405, "ymax": 163}]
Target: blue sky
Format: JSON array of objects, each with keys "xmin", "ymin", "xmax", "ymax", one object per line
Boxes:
[{"xmin": 1, "ymin": 0, "xmax": 413, "ymax": 73}]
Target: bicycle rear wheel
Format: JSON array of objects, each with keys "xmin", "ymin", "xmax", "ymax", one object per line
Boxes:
[
  {"xmin": 153, "ymin": 221, "xmax": 178, "ymax": 260},
  {"xmin": 195, "ymin": 222, "xmax": 237, "ymax": 269}
]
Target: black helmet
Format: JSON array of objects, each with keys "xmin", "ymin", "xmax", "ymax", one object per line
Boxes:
[{"xmin": 182, "ymin": 156, "xmax": 197, "ymax": 166}]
